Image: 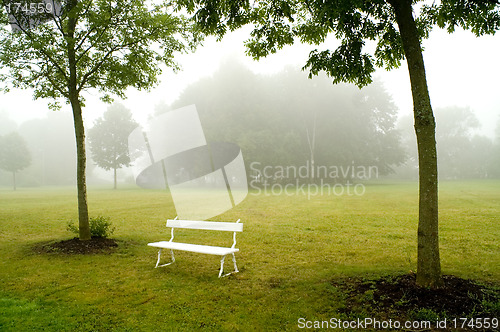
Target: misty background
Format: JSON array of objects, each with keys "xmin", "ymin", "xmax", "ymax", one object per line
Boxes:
[{"xmin": 1, "ymin": 27, "xmax": 499, "ymax": 188}]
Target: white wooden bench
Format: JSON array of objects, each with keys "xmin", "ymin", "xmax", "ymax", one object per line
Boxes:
[{"xmin": 148, "ymin": 218, "xmax": 243, "ymax": 278}]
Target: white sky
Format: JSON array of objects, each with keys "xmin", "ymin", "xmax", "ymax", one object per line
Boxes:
[{"xmin": 1, "ymin": 24, "xmax": 499, "ymax": 137}]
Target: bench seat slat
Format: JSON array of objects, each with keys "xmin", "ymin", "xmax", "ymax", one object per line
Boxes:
[{"xmin": 148, "ymin": 241, "xmax": 239, "ymax": 256}]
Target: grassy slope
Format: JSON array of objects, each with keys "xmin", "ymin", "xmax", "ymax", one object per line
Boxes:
[{"xmin": 0, "ymin": 181, "xmax": 498, "ymax": 331}]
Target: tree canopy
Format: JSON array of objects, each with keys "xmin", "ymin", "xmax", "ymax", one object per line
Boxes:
[
  {"xmin": 177, "ymin": 0, "xmax": 499, "ymax": 87},
  {"xmin": 1, "ymin": 0, "xmax": 199, "ymax": 106}
]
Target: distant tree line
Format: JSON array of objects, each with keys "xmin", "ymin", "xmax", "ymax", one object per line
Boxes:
[
  {"xmin": 396, "ymin": 107, "xmax": 500, "ymax": 180},
  {"xmin": 0, "ymin": 111, "xmax": 76, "ymax": 188},
  {"xmin": 0, "ymin": 107, "xmax": 138, "ymax": 189},
  {"xmin": 1, "ymin": 64, "xmax": 499, "ymax": 188},
  {"xmin": 164, "ymin": 61, "xmax": 406, "ymax": 185},
  {"xmin": 0, "ymin": 131, "xmax": 31, "ymax": 190}
]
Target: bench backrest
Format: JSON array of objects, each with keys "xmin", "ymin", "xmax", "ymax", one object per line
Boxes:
[{"xmin": 167, "ymin": 219, "xmax": 243, "ymax": 232}]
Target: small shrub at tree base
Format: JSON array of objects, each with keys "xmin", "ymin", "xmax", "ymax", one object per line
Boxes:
[{"xmin": 67, "ymin": 216, "xmax": 115, "ymax": 239}]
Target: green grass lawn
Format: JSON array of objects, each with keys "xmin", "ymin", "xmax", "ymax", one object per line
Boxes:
[{"xmin": 0, "ymin": 181, "xmax": 498, "ymax": 331}]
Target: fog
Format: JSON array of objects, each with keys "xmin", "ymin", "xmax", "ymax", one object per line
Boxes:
[{"xmin": 1, "ymin": 26, "xmax": 500, "ymax": 187}]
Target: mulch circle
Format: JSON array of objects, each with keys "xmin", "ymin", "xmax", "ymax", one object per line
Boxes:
[
  {"xmin": 332, "ymin": 273, "xmax": 500, "ymax": 322},
  {"xmin": 34, "ymin": 237, "xmax": 119, "ymax": 254}
]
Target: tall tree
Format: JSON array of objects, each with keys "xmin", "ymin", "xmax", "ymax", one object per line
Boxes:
[
  {"xmin": 177, "ymin": 0, "xmax": 500, "ymax": 287},
  {"xmin": 1, "ymin": 1, "xmax": 199, "ymax": 240},
  {"xmin": 0, "ymin": 132, "xmax": 31, "ymax": 190},
  {"xmin": 88, "ymin": 103, "xmax": 138, "ymax": 189}
]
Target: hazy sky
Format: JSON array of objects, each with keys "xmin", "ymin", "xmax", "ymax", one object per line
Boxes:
[{"xmin": 1, "ymin": 24, "xmax": 499, "ymax": 137}]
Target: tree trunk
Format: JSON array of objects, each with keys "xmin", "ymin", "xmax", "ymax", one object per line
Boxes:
[
  {"xmin": 389, "ymin": 0, "xmax": 442, "ymax": 287},
  {"xmin": 67, "ymin": 1, "xmax": 91, "ymax": 241},
  {"xmin": 12, "ymin": 171, "xmax": 16, "ymax": 191},
  {"xmin": 70, "ymin": 95, "xmax": 91, "ymax": 240},
  {"xmin": 113, "ymin": 167, "xmax": 117, "ymax": 189}
]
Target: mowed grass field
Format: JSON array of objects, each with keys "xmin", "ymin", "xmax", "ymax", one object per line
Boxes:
[{"xmin": 0, "ymin": 181, "xmax": 498, "ymax": 331}]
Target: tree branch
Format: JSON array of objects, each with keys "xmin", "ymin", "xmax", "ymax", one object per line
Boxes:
[
  {"xmin": 77, "ymin": 44, "xmax": 120, "ymax": 92},
  {"xmin": 77, "ymin": 28, "xmax": 158, "ymax": 93},
  {"xmin": 75, "ymin": 22, "xmax": 111, "ymax": 64},
  {"xmin": 43, "ymin": 60, "xmax": 68, "ymax": 98},
  {"xmin": 11, "ymin": 17, "xmax": 70, "ymax": 83},
  {"xmin": 75, "ymin": 3, "xmax": 115, "ymax": 56},
  {"xmin": 48, "ymin": 0, "xmax": 65, "ymax": 36}
]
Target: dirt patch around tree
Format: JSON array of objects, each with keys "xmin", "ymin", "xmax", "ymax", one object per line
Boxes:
[
  {"xmin": 34, "ymin": 237, "xmax": 119, "ymax": 254},
  {"xmin": 332, "ymin": 273, "xmax": 499, "ymax": 330}
]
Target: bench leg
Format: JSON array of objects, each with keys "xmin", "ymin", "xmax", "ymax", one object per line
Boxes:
[
  {"xmin": 232, "ymin": 253, "xmax": 239, "ymax": 273},
  {"xmin": 219, "ymin": 253, "xmax": 239, "ymax": 278},
  {"xmin": 154, "ymin": 249, "xmax": 162, "ymax": 268},
  {"xmin": 155, "ymin": 249, "xmax": 175, "ymax": 268},
  {"xmin": 218, "ymin": 255, "xmax": 226, "ymax": 278}
]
